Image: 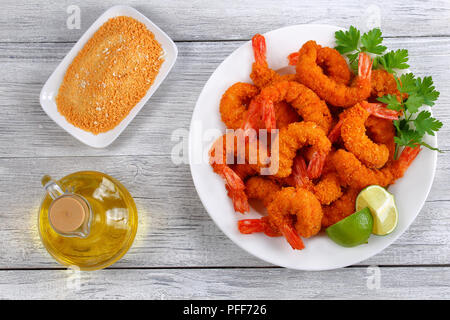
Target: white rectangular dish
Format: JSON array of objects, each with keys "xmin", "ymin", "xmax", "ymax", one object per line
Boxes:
[{"xmin": 40, "ymin": 5, "xmax": 178, "ymax": 148}]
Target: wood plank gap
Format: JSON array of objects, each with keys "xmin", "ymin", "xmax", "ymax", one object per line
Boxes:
[
  {"xmin": 1, "ymin": 35, "xmax": 450, "ymax": 45},
  {"xmin": 0, "ymin": 154, "xmax": 171, "ymax": 160},
  {"xmin": 0, "ymin": 264, "xmax": 448, "ymax": 271}
]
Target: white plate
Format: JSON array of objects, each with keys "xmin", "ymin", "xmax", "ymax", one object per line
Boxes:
[
  {"xmin": 40, "ymin": 5, "xmax": 178, "ymax": 148},
  {"xmin": 189, "ymin": 24, "xmax": 438, "ymax": 270}
]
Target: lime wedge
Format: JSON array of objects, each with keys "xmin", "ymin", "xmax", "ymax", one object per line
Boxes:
[
  {"xmin": 326, "ymin": 207, "xmax": 373, "ymax": 247},
  {"xmin": 355, "ymin": 185, "xmax": 398, "ymax": 236}
]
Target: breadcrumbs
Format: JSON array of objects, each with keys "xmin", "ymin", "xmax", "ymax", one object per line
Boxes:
[{"xmin": 56, "ymin": 16, "xmax": 164, "ymax": 134}]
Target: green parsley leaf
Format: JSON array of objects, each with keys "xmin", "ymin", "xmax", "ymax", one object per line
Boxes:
[
  {"xmin": 393, "ymin": 134, "xmax": 422, "ymax": 149},
  {"xmin": 415, "ymin": 76, "xmax": 440, "ymax": 106},
  {"xmin": 397, "ymin": 73, "xmax": 417, "ymax": 94},
  {"xmin": 393, "ymin": 120, "xmax": 423, "ymax": 148},
  {"xmin": 377, "ymin": 94, "xmax": 402, "ymax": 111},
  {"xmin": 335, "ymin": 26, "xmax": 360, "ymax": 54},
  {"xmin": 361, "ymin": 28, "xmax": 387, "ymax": 55},
  {"xmin": 414, "ymin": 111, "xmax": 443, "ymax": 136},
  {"xmin": 404, "ymin": 93, "xmax": 425, "ymax": 114},
  {"xmin": 394, "ymin": 119, "xmax": 410, "ymax": 132},
  {"xmin": 378, "ymin": 49, "xmax": 409, "ymax": 73}
]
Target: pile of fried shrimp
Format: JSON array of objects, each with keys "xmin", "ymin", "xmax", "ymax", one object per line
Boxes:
[{"xmin": 209, "ymin": 34, "xmax": 420, "ymax": 250}]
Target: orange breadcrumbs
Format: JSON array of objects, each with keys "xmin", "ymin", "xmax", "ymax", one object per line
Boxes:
[{"xmin": 56, "ymin": 16, "xmax": 164, "ymax": 134}]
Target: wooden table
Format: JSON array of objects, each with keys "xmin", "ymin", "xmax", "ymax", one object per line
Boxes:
[{"xmin": 0, "ymin": 0, "xmax": 449, "ymax": 299}]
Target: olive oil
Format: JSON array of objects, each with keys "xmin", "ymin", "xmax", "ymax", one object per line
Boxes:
[{"xmin": 38, "ymin": 171, "xmax": 138, "ymax": 271}]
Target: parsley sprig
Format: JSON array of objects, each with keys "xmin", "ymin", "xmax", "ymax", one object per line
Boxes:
[
  {"xmin": 335, "ymin": 26, "xmax": 409, "ymax": 72},
  {"xmin": 334, "ymin": 26, "xmax": 442, "ymax": 154},
  {"xmin": 378, "ymin": 73, "xmax": 442, "ymax": 153},
  {"xmin": 376, "ymin": 49, "xmax": 409, "ymax": 73}
]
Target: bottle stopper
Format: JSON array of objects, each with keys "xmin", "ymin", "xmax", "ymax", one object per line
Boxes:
[{"xmin": 48, "ymin": 195, "xmax": 89, "ymax": 233}]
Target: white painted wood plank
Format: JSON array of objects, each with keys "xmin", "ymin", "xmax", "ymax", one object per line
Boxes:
[
  {"xmin": 0, "ymin": 37, "xmax": 449, "ymax": 158},
  {"xmin": 0, "ymin": 156, "xmax": 448, "ymax": 268},
  {"xmin": 1, "ymin": 0, "xmax": 450, "ymax": 42},
  {"xmin": 0, "ymin": 267, "xmax": 448, "ymax": 299}
]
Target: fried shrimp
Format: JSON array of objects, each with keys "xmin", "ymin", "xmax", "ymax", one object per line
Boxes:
[
  {"xmin": 209, "ymin": 134, "xmax": 249, "ymax": 213},
  {"xmin": 283, "ymin": 154, "xmax": 342, "ymax": 205},
  {"xmin": 238, "ymin": 216, "xmax": 281, "ymax": 237},
  {"xmin": 250, "ymin": 34, "xmax": 295, "ymax": 89},
  {"xmin": 248, "ymin": 34, "xmax": 300, "ymax": 130},
  {"xmin": 238, "ymin": 187, "xmax": 323, "ymax": 249},
  {"xmin": 219, "ymin": 82, "xmax": 259, "ymax": 129},
  {"xmin": 340, "ymin": 103, "xmax": 390, "ymax": 168},
  {"xmin": 366, "ymin": 116, "xmax": 396, "ymax": 163},
  {"xmin": 231, "ymin": 163, "xmax": 258, "ymax": 181},
  {"xmin": 267, "ymin": 187, "xmax": 323, "ymax": 240},
  {"xmin": 257, "ymin": 80, "xmax": 333, "ymax": 133},
  {"xmin": 209, "ymin": 133, "xmax": 271, "ymax": 213},
  {"xmin": 321, "ymin": 188, "xmax": 360, "ymax": 228},
  {"xmin": 296, "ymin": 40, "xmax": 372, "ymax": 107},
  {"xmin": 312, "ymin": 172, "xmax": 343, "ymax": 205},
  {"xmin": 281, "ymin": 154, "xmax": 312, "ymax": 189},
  {"xmin": 250, "ymin": 34, "xmax": 280, "ymax": 88},
  {"xmin": 328, "ymin": 101, "xmax": 399, "ymax": 145},
  {"xmin": 316, "ymin": 47, "xmax": 353, "ymax": 85},
  {"xmin": 272, "ymin": 121, "xmax": 332, "ymax": 179},
  {"xmin": 245, "ymin": 176, "xmax": 281, "ymax": 207},
  {"xmin": 274, "ymin": 101, "xmax": 300, "ymax": 129},
  {"xmin": 243, "ymin": 97, "xmax": 299, "ymax": 132},
  {"xmin": 370, "ymin": 69, "xmax": 403, "ymax": 99},
  {"xmin": 331, "ymin": 149, "xmax": 394, "ymax": 189},
  {"xmin": 289, "ymin": 46, "xmax": 352, "ymax": 85},
  {"xmin": 332, "ymin": 147, "xmax": 421, "ymax": 190}
]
